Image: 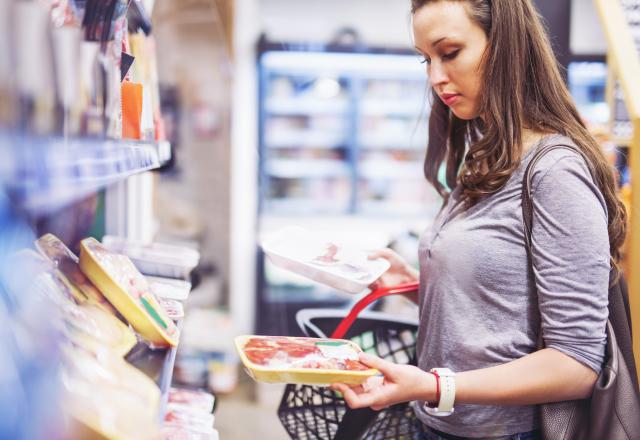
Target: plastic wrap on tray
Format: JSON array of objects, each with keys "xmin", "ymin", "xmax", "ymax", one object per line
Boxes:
[
  {"xmin": 262, "ymin": 226, "xmax": 390, "ymax": 294},
  {"xmin": 35, "ymin": 234, "xmax": 119, "ymax": 315},
  {"xmin": 164, "ymin": 407, "xmax": 215, "ymax": 433},
  {"xmin": 6, "ymin": 250, "xmax": 136, "ymax": 356},
  {"xmin": 235, "ymin": 335, "xmax": 378, "ymax": 385},
  {"xmin": 147, "ymin": 275, "xmax": 192, "ymax": 300},
  {"xmin": 162, "ymin": 426, "xmax": 219, "ymax": 440},
  {"xmin": 168, "ymin": 387, "xmax": 215, "ymax": 413},
  {"xmin": 62, "ymin": 346, "xmax": 160, "ymax": 440},
  {"xmin": 63, "ymin": 303, "xmax": 137, "ymax": 357},
  {"xmin": 102, "ymin": 235, "xmax": 200, "ymax": 279},
  {"xmin": 159, "ymin": 297, "xmax": 184, "ymax": 320},
  {"xmin": 79, "ymin": 238, "xmax": 180, "ymax": 347}
]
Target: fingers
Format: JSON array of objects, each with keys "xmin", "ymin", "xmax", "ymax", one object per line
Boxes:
[
  {"xmin": 332, "ymin": 383, "xmax": 384, "ymax": 409},
  {"xmin": 358, "ymin": 353, "xmax": 396, "ymax": 379},
  {"xmin": 367, "ymin": 248, "xmax": 395, "ymax": 261}
]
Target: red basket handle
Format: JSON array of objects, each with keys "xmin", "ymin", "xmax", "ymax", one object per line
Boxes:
[{"xmin": 330, "ymin": 282, "xmax": 419, "ymax": 339}]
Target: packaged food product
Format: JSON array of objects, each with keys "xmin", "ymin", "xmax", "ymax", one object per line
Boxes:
[
  {"xmin": 62, "ymin": 345, "xmax": 161, "ymax": 410},
  {"xmin": 35, "ymin": 234, "xmax": 119, "ymax": 315},
  {"xmin": 79, "ymin": 237, "xmax": 180, "ymax": 347},
  {"xmin": 262, "ymin": 227, "xmax": 390, "ymax": 294},
  {"xmin": 6, "ymin": 249, "xmax": 136, "ymax": 356},
  {"xmin": 235, "ymin": 335, "xmax": 378, "ymax": 386},
  {"xmin": 63, "ymin": 303, "xmax": 137, "ymax": 357},
  {"xmin": 168, "ymin": 387, "xmax": 215, "ymax": 413},
  {"xmin": 102, "ymin": 235, "xmax": 200, "ymax": 279},
  {"xmin": 61, "ymin": 343, "xmax": 161, "ymax": 440},
  {"xmin": 164, "ymin": 407, "xmax": 215, "ymax": 432},
  {"xmin": 147, "ymin": 275, "xmax": 192, "ymax": 300},
  {"xmin": 162, "ymin": 426, "xmax": 219, "ymax": 440},
  {"xmin": 159, "ymin": 297, "xmax": 184, "ymax": 320}
]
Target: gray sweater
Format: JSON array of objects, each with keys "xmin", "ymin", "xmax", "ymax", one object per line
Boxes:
[{"xmin": 413, "ymin": 135, "xmax": 610, "ymax": 438}]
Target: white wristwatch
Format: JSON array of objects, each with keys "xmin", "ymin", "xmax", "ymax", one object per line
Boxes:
[{"xmin": 424, "ymin": 367, "xmax": 456, "ymax": 417}]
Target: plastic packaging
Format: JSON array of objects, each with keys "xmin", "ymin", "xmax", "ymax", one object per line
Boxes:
[
  {"xmin": 61, "ymin": 346, "xmax": 160, "ymax": 440},
  {"xmin": 102, "ymin": 235, "xmax": 200, "ymax": 280},
  {"xmin": 10, "ymin": 248, "xmax": 136, "ymax": 357},
  {"xmin": 159, "ymin": 297, "xmax": 184, "ymax": 320},
  {"xmin": 79, "ymin": 238, "xmax": 180, "ymax": 347},
  {"xmin": 235, "ymin": 335, "xmax": 378, "ymax": 386},
  {"xmin": 168, "ymin": 387, "xmax": 215, "ymax": 414},
  {"xmin": 147, "ymin": 275, "xmax": 192, "ymax": 300},
  {"xmin": 162, "ymin": 426, "xmax": 219, "ymax": 440},
  {"xmin": 164, "ymin": 407, "xmax": 215, "ymax": 432},
  {"xmin": 262, "ymin": 226, "xmax": 390, "ymax": 294},
  {"xmin": 63, "ymin": 303, "xmax": 137, "ymax": 357},
  {"xmin": 35, "ymin": 233, "xmax": 118, "ymax": 315}
]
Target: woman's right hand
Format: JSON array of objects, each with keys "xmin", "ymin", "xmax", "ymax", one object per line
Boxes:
[{"xmin": 368, "ymin": 248, "xmax": 419, "ymax": 290}]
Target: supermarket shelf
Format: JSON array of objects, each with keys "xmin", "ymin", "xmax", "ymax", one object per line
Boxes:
[
  {"xmin": 264, "ymin": 198, "xmax": 351, "ymax": 215},
  {"xmin": 360, "ymin": 99, "xmax": 426, "ymax": 117},
  {"xmin": 359, "ymin": 161, "xmax": 423, "ymax": 179},
  {"xmin": 265, "ymin": 131, "xmax": 347, "ymax": 149},
  {"xmin": 126, "ymin": 319, "xmax": 183, "ymax": 421},
  {"xmin": 359, "ymin": 140, "xmax": 424, "ymax": 150},
  {"xmin": 357, "ymin": 200, "xmax": 439, "ymax": 217},
  {"xmin": 265, "ymin": 97, "xmax": 349, "ymax": 115},
  {"xmin": 0, "ymin": 132, "xmax": 171, "ymax": 214},
  {"xmin": 262, "ymin": 51, "xmax": 426, "ymax": 80},
  {"xmin": 266, "ymin": 159, "xmax": 350, "ymax": 178}
]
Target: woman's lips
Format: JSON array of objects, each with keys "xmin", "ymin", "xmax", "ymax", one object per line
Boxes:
[{"xmin": 441, "ymin": 93, "xmax": 460, "ymax": 106}]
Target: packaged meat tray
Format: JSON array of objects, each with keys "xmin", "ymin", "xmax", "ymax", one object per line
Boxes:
[
  {"xmin": 79, "ymin": 238, "xmax": 180, "ymax": 347},
  {"xmin": 168, "ymin": 387, "xmax": 215, "ymax": 413},
  {"xmin": 159, "ymin": 298, "xmax": 184, "ymax": 320},
  {"xmin": 63, "ymin": 303, "xmax": 137, "ymax": 357},
  {"xmin": 261, "ymin": 226, "xmax": 390, "ymax": 294},
  {"xmin": 164, "ymin": 407, "xmax": 215, "ymax": 432},
  {"xmin": 102, "ymin": 235, "xmax": 200, "ymax": 280},
  {"xmin": 162, "ymin": 426, "xmax": 219, "ymax": 440},
  {"xmin": 147, "ymin": 275, "xmax": 192, "ymax": 300},
  {"xmin": 35, "ymin": 234, "xmax": 119, "ymax": 316},
  {"xmin": 235, "ymin": 335, "xmax": 378, "ymax": 385}
]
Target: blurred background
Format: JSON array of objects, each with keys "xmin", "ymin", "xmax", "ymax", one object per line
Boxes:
[{"xmin": 0, "ymin": 0, "xmax": 638, "ymax": 439}]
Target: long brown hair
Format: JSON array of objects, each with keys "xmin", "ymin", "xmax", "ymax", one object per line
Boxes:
[{"xmin": 412, "ymin": 0, "xmax": 627, "ymax": 267}]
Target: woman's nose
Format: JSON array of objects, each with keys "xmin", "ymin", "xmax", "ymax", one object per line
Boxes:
[{"xmin": 429, "ymin": 61, "xmax": 449, "ymax": 87}]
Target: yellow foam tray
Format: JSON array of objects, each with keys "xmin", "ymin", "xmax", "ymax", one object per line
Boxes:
[
  {"xmin": 235, "ymin": 335, "xmax": 379, "ymax": 386},
  {"xmin": 79, "ymin": 238, "xmax": 179, "ymax": 348}
]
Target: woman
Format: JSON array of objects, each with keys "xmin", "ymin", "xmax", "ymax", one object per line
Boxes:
[{"xmin": 331, "ymin": 1, "xmax": 626, "ymax": 439}]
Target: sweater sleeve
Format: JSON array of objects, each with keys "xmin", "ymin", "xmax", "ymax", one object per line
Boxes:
[{"xmin": 530, "ymin": 150, "xmax": 610, "ymax": 373}]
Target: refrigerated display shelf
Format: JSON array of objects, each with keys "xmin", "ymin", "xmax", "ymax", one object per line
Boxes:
[
  {"xmin": 0, "ymin": 132, "xmax": 171, "ymax": 214},
  {"xmin": 360, "ymin": 99, "xmax": 425, "ymax": 117},
  {"xmin": 265, "ymin": 131, "xmax": 347, "ymax": 149},
  {"xmin": 358, "ymin": 140, "xmax": 424, "ymax": 150},
  {"xmin": 264, "ymin": 198, "xmax": 351, "ymax": 215},
  {"xmin": 126, "ymin": 318, "xmax": 183, "ymax": 421},
  {"xmin": 265, "ymin": 98, "xmax": 349, "ymax": 115},
  {"xmin": 266, "ymin": 159, "xmax": 350, "ymax": 178},
  {"xmin": 359, "ymin": 161, "xmax": 423, "ymax": 179}
]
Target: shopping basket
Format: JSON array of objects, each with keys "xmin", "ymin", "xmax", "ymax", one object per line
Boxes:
[{"xmin": 277, "ymin": 283, "xmax": 427, "ymax": 440}]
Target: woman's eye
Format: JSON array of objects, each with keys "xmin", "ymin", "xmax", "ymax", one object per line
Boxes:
[
  {"xmin": 420, "ymin": 57, "xmax": 431, "ymax": 65},
  {"xmin": 442, "ymin": 49, "xmax": 460, "ymax": 60}
]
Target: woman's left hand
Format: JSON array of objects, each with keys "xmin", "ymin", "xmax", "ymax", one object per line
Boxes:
[{"xmin": 331, "ymin": 353, "xmax": 436, "ymax": 411}]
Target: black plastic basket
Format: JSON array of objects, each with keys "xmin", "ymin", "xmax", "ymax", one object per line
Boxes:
[{"xmin": 277, "ymin": 284, "xmax": 427, "ymax": 440}]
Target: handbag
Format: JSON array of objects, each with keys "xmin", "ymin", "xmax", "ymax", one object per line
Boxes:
[{"xmin": 522, "ymin": 143, "xmax": 640, "ymax": 440}]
